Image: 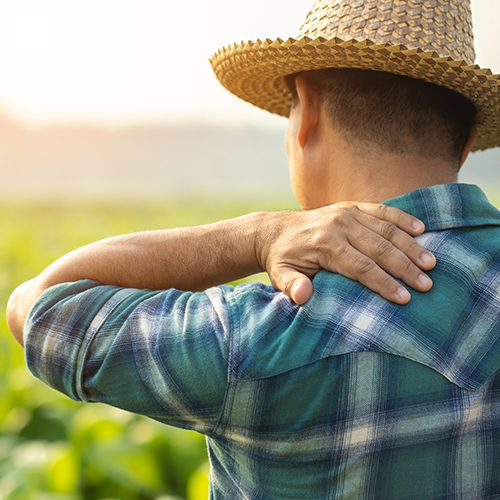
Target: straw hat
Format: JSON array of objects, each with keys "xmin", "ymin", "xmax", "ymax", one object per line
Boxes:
[{"xmin": 210, "ymin": 0, "xmax": 500, "ymax": 151}]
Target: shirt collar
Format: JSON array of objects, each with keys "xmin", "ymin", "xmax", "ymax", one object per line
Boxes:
[{"xmin": 382, "ymin": 183, "xmax": 500, "ymax": 231}]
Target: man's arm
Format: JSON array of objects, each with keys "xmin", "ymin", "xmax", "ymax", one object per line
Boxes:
[{"xmin": 7, "ymin": 202, "xmax": 435, "ymax": 346}]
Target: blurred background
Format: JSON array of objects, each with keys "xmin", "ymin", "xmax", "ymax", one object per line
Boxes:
[{"xmin": 0, "ymin": 1, "xmax": 499, "ymax": 499}]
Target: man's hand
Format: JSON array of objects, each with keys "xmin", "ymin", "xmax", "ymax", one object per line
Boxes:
[{"xmin": 257, "ymin": 202, "xmax": 435, "ymax": 305}]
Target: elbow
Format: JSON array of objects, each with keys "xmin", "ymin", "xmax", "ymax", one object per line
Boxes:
[
  {"xmin": 6, "ymin": 278, "xmax": 46, "ymax": 348},
  {"xmin": 7, "ymin": 284, "xmax": 27, "ymax": 347}
]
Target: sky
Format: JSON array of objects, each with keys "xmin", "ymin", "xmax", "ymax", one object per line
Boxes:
[{"xmin": 0, "ymin": 0, "xmax": 498, "ymax": 129}]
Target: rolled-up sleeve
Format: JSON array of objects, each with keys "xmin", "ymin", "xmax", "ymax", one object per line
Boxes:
[{"xmin": 25, "ymin": 279, "xmax": 231, "ymax": 434}]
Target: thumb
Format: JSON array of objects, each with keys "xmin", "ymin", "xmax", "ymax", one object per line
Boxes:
[
  {"xmin": 291, "ymin": 277, "xmax": 313, "ymax": 305},
  {"xmin": 273, "ymin": 268, "xmax": 313, "ymax": 305}
]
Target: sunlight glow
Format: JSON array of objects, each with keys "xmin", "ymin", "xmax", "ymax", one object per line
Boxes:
[
  {"xmin": 14, "ymin": 18, "xmax": 47, "ymax": 50},
  {"xmin": 0, "ymin": 0, "xmax": 496, "ymax": 128}
]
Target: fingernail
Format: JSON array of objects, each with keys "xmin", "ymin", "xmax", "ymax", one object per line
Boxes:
[
  {"xmin": 412, "ymin": 220, "xmax": 424, "ymax": 230},
  {"xmin": 397, "ymin": 287, "xmax": 410, "ymax": 300},
  {"xmin": 421, "ymin": 253, "xmax": 434, "ymax": 265},
  {"xmin": 418, "ymin": 274, "xmax": 432, "ymax": 286}
]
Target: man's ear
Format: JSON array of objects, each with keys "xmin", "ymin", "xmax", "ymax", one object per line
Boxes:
[
  {"xmin": 459, "ymin": 125, "xmax": 478, "ymax": 169},
  {"xmin": 294, "ymin": 76, "xmax": 321, "ymax": 149}
]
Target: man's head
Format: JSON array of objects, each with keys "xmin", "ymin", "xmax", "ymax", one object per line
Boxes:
[
  {"xmin": 287, "ymin": 68, "xmax": 477, "ymax": 167},
  {"xmin": 212, "ymin": 0, "xmax": 500, "ymax": 155},
  {"xmin": 284, "ymin": 69, "xmax": 478, "ymax": 208}
]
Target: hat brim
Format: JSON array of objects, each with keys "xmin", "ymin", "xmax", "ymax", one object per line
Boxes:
[{"xmin": 210, "ymin": 37, "xmax": 500, "ymax": 151}]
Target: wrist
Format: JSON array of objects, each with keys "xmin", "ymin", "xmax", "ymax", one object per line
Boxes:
[{"xmin": 252, "ymin": 210, "xmax": 288, "ymax": 274}]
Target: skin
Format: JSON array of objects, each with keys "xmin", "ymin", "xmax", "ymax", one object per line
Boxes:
[
  {"xmin": 286, "ymin": 76, "xmax": 477, "ymax": 208},
  {"xmin": 8, "ymin": 76, "xmax": 476, "ymax": 348}
]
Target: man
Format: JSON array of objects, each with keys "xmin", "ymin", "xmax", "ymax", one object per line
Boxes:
[{"xmin": 7, "ymin": 0, "xmax": 500, "ymax": 499}]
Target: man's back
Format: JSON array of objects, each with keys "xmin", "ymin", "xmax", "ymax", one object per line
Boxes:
[
  {"xmin": 25, "ymin": 184, "xmax": 500, "ymax": 499},
  {"xmin": 206, "ymin": 184, "xmax": 500, "ymax": 499}
]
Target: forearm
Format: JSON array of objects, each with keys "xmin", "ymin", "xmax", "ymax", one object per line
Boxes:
[
  {"xmin": 7, "ymin": 211, "xmax": 270, "ymax": 346},
  {"xmin": 35, "ymin": 212, "xmax": 267, "ymax": 291}
]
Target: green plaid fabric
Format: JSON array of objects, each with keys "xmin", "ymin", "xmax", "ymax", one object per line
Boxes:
[{"xmin": 26, "ymin": 183, "xmax": 500, "ymax": 499}]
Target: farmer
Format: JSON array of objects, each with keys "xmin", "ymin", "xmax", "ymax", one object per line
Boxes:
[{"xmin": 7, "ymin": 0, "xmax": 500, "ymax": 498}]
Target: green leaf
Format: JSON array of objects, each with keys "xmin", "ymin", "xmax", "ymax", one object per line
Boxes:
[
  {"xmin": 186, "ymin": 462, "xmax": 209, "ymax": 500},
  {"xmin": 47, "ymin": 444, "xmax": 79, "ymax": 493}
]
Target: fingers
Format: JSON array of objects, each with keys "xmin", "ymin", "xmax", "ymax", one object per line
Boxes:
[
  {"xmin": 348, "ymin": 204, "xmax": 435, "ymax": 270},
  {"xmin": 325, "ymin": 203, "xmax": 435, "ymax": 272},
  {"xmin": 272, "ymin": 267, "xmax": 314, "ymax": 305},
  {"xmin": 356, "ymin": 203, "xmax": 426, "ymax": 236},
  {"xmin": 343, "ymin": 224, "xmax": 434, "ymax": 294},
  {"xmin": 331, "ymin": 246, "xmax": 413, "ymax": 305},
  {"xmin": 273, "ymin": 256, "xmax": 413, "ymax": 306}
]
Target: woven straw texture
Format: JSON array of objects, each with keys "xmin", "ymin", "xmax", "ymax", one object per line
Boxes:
[
  {"xmin": 210, "ymin": 0, "xmax": 500, "ymax": 151},
  {"xmin": 299, "ymin": 0, "xmax": 475, "ymax": 63}
]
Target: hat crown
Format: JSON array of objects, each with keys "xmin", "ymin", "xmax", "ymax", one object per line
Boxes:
[{"xmin": 298, "ymin": 0, "xmax": 475, "ymax": 64}]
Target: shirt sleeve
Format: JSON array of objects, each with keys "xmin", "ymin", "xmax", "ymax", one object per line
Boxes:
[{"xmin": 24, "ymin": 279, "xmax": 231, "ymax": 434}]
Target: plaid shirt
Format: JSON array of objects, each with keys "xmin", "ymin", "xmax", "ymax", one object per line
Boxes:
[{"xmin": 25, "ymin": 183, "xmax": 500, "ymax": 499}]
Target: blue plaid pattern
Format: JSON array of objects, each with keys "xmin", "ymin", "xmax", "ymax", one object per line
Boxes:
[{"xmin": 25, "ymin": 183, "xmax": 500, "ymax": 499}]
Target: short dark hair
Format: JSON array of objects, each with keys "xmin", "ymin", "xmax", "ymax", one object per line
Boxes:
[{"xmin": 287, "ymin": 68, "xmax": 476, "ymax": 168}]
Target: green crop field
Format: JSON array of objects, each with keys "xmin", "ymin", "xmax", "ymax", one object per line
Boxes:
[{"xmin": 1, "ymin": 193, "xmax": 498, "ymax": 500}]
